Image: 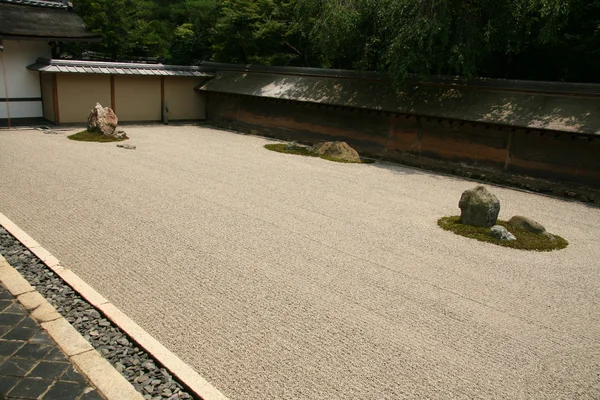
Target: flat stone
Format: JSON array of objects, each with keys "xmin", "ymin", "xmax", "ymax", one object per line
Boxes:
[{"xmin": 117, "ymin": 144, "xmax": 137, "ymax": 150}]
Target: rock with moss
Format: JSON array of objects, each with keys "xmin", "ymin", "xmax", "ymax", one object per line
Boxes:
[
  {"xmin": 309, "ymin": 141, "xmax": 361, "ymax": 163},
  {"xmin": 458, "ymin": 186, "xmax": 500, "ymax": 227},
  {"xmin": 507, "ymin": 215, "xmax": 545, "ymax": 234},
  {"xmin": 87, "ymin": 103, "xmax": 125, "ymax": 139},
  {"xmin": 490, "ymin": 225, "xmax": 516, "ymax": 241},
  {"xmin": 285, "ymin": 141, "xmax": 300, "ymax": 150}
]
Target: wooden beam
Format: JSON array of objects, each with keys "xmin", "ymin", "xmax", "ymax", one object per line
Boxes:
[
  {"xmin": 110, "ymin": 75, "xmax": 115, "ymax": 112},
  {"xmin": 52, "ymin": 73, "xmax": 60, "ymax": 124}
]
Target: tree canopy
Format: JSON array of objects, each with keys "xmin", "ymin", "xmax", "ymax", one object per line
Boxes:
[{"xmin": 66, "ymin": 0, "xmax": 600, "ymax": 86}]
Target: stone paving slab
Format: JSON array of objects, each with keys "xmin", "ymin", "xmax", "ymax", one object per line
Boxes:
[{"xmin": 0, "ymin": 282, "xmax": 103, "ymax": 399}]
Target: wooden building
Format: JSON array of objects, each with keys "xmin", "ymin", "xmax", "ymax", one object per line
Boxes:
[
  {"xmin": 28, "ymin": 58, "xmax": 212, "ymax": 124},
  {"xmin": 0, "ymin": 0, "xmax": 99, "ymax": 125}
]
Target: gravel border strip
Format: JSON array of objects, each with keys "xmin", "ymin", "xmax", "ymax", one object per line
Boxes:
[
  {"xmin": 0, "ymin": 213, "xmax": 228, "ymax": 400},
  {"xmin": 0, "ymin": 255, "xmax": 142, "ymax": 400}
]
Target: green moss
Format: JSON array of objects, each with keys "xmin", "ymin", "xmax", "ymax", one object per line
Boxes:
[
  {"xmin": 264, "ymin": 143, "xmax": 374, "ymax": 164},
  {"xmin": 68, "ymin": 130, "xmax": 127, "ymax": 143},
  {"xmin": 438, "ymin": 216, "xmax": 568, "ymax": 251}
]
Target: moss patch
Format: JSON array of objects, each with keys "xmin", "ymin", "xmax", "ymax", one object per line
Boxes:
[
  {"xmin": 438, "ymin": 216, "xmax": 568, "ymax": 251},
  {"xmin": 264, "ymin": 143, "xmax": 373, "ymax": 164},
  {"xmin": 68, "ymin": 130, "xmax": 127, "ymax": 143}
]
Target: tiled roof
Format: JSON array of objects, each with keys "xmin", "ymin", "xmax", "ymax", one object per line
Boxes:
[
  {"xmin": 27, "ymin": 58, "xmax": 214, "ymax": 77},
  {"xmin": 0, "ymin": 0, "xmax": 68, "ymax": 9},
  {"xmin": 198, "ymin": 64, "xmax": 600, "ymax": 136},
  {"xmin": 0, "ymin": 1, "xmax": 99, "ymax": 41}
]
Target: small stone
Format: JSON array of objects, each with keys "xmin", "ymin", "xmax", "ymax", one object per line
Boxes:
[
  {"xmin": 117, "ymin": 338, "xmax": 129, "ymax": 346},
  {"xmin": 162, "ymin": 389, "xmax": 172, "ymax": 397},
  {"xmin": 285, "ymin": 141, "xmax": 299, "ymax": 150},
  {"xmin": 115, "ymin": 362, "xmax": 124, "ymax": 373},
  {"xmin": 117, "ymin": 144, "xmax": 136, "ymax": 150},
  {"xmin": 142, "ymin": 361, "xmax": 156, "ymax": 370},
  {"xmin": 144, "ymin": 385, "xmax": 154, "ymax": 394},
  {"xmin": 490, "ymin": 225, "xmax": 516, "ymax": 241},
  {"xmin": 99, "ymin": 320, "xmax": 111, "ymax": 327}
]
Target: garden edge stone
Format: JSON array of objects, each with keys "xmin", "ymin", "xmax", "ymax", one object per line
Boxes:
[
  {"xmin": 0, "ymin": 253, "xmax": 141, "ymax": 399},
  {"xmin": 0, "ymin": 212, "xmax": 229, "ymax": 400}
]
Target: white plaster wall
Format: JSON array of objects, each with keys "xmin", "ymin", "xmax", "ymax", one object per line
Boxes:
[{"xmin": 0, "ymin": 40, "xmax": 51, "ymax": 118}]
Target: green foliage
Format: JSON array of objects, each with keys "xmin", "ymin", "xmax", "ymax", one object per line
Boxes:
[
  {"xmin": 437, "ymin": 216, "xmax": 568, "ymax": 252},
  {"xmin": 63, "ymin": 0, "xmax": 599, "ymax": 85},
  {"xmin": 211, "ymin": 0, "xmax": 307, "ymax": 65},
  {"xmin": 68, "ymin": 130, "xmax": 127, "ymax": 142},
  {"xmin": 295, "ymin": 0, "xmax": 589, "ymax": 86}
]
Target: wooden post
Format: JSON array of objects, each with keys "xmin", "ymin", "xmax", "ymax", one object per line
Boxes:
[
  {"xmin": 0, "ymin": 40, "xmax": 11, "ymax": 129},
  {"xmin": 110, "ymin": 75, "xmax": 115, "ymax": 112},
  {"xmin": 504, "ymin": 130, "xmax": 515, "ymax": 170},
  {"xmin": 39, "ymin": 72, "xmax": 44, "ymax": 120},
  {"xmin": 160, "ymin": 76, "xmax": 165, "ymax": 123},
  {"xmin": 52, "ymin": 73, "xmax": 60, "ymax": 124}
]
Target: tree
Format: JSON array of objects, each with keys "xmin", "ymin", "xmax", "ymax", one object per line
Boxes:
[
  {"xmin": 211, "ymin": 0, "xmax": 308, "ymax": 65},
  {"xmin": 296, "ymin": 0, "xmax": 579, "ymax": 86}
]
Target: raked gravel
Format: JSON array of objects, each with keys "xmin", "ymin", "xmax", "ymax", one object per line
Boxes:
[
  {"xmin": 0, "ymin": 125, "xmax": 599, "ymax": 399},
  {"xmin": 0, "ymin": 227, "xmax": 193, "ymax": 400}
]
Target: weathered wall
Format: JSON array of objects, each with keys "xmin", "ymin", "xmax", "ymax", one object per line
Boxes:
[
  {"xmin": 0, "ymin": 40, "xmax": 50, "ymax": 118},
  {"xmin": 114, "ymin": 76, "xmax": 161, "ymax": 122},
  {"xmin": 164, "ymin": 77, "xmax": 206, "ymax": 120},
  {"xmin": 206, "ymin": 93, "xmax": 600, "ymax": 189},
  {"xmin": 57, "ymin": 74, "xmax": 110, "ymax": 123},
  {"xmin": 40, "ymin": 73, "xmax": 54, "ymax": 122}
]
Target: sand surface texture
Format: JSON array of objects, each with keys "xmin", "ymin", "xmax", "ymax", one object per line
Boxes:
[{"xmin": 1, "ymin": 126, "xmax": 599, "ymax": 399}]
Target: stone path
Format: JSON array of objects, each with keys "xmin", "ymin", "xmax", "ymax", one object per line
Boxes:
[
  {"xmin": 0, "ymin": 282, "xmax": 101, "ymax": 399},
  {"xmin": 0, "ymin": 126, "xmax": 599, "ymax": 399}
]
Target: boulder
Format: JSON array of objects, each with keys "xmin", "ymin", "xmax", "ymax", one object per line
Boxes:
[
  {"xmin": 87, "ymin": 103, "xmax": 122, "ymax": 138},
  {"xmin": 507, "ymin": 215, "xmax": 546, "ymax": 234},
  {"xmin": 310, "ymin": 141, "xmax": 361, "ymax": 162},
  {"xmin": 459, "ymin": 186, "xmax": 500, "ymax": 227},
  {"xmin": 490, "ymin": 225, "xmax": 516, "ymax": 241}
]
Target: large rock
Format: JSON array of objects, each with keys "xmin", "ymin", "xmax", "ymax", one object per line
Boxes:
[
  {"xmin": 309, "ymin": 141, "xmax": 361, "ymax": 162},
  {"xmin": 87, "ymin": 103, "xmax": 122, "ymax": 138},
  {"xmin": 507, "ymin": 215, "xmax": 546, "ymax": 234},
  {"xmin": 459, "ymin": 186, "xmax": 500, "ymax": 227},
  {"xmin": 490, "ymin": 225, "xmax": 516, "ymax": 241}
]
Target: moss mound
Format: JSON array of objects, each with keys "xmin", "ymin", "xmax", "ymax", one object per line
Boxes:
[
  {"xmin": 68, "ymin": 130, "xmax": 127, "ymax": 143},
  {"xmin": 264, "ymin": 143, "xmax": 373, "ymax": 164},
  {"xmin": 438, "ymin": 216, "xmax": 568, "ymax": 251}
]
